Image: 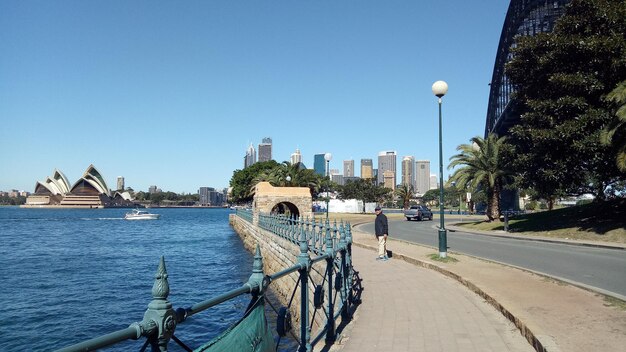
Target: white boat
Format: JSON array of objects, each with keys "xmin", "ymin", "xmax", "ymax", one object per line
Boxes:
[{"xmin": 124, "ymin": 209, "xmax": 160, "ymax": 220}]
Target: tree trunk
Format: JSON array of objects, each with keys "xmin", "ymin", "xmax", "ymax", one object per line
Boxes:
[
  {"xmin": 491, "ymin": 187, "xmax": 501, "ymax": 222},
  {"xmin": 548, "ymin": 197, "xmax": 554, "ymax": 210},
  {"xmin": 486, "ymin": 189, "xmax": 495, "ymax": 222}
]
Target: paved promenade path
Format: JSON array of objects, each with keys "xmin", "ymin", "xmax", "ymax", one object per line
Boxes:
[
  {"xmin": 331, "ymin": 227, "xmax": 626, "ymax": 352},
  {"xmin": 335, "ymin": 245, "xmax": 534, "ymax": 352}
]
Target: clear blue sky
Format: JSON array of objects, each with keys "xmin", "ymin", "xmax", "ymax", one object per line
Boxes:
[{"xmin": 0, "ymin": 1, "xmax": 509, "ymax": 194}]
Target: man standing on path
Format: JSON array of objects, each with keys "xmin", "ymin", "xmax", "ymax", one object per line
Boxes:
[{"xmin": 374, "ymin": 206, "xmax": 389, "ymax": 261}]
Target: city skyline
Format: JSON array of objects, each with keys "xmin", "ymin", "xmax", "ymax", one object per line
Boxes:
[{"xmin": 0, "ymin": 1, "xmax": 510, "ymax": 193}]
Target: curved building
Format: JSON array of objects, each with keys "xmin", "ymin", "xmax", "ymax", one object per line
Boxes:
[
  {"xmin": 485, "ymin": 0, "xmax": 571, "ymax": 137},
  {"xmin": 25, "ymin": 164, "xmax": 127, "ymax": 208}
]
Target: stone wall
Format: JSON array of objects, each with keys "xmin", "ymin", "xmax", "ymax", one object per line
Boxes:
[{"xmin": 230, "ymin": 214, "xmax": 328, "ymax": 334}]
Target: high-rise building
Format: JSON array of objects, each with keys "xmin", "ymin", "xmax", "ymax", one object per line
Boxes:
[
  {"xmin": 198, "ymin": 187, "xmax": 224, "ymax": 206},
  {"xmin": 244, "ymin": 143, "xmax": 256, "ymax": 168},
  {"xmin": 430, "ymin": 174, "xmax": 438, "ymax": 190},
  {"xmin": 291, "ymin": 148, "xmax": 302, "ymax": 165},
  {"xmin": 360, "ymin": 159, "xmax": 373, "ymax": 179},
  {"xmin": 313, "ymin": 154, "xmax": 327, "ymax": 176},
  {"xmin": 343, "ymin": 160, "xmax": 354, "ymax": 177},
  {"xmin": 383, "ymin": 170, "xmax": 395, "ymax": 190},
  {"xmin": 377, "ymin": 151, "xmax": 396, "ymax": 187},
  {"xmin": 401, "ymin": 156, "xmax": 415, "ymax": 190},
  {"xmin": 116, "ymin": 176, "xmax": 124, "ymax": 191},
  {"xmin": 258, "ymin": 137, "xmax": 272, "ymax": 162},
  {"xmin": 415, "ymin": 160, "xmax": 431, "ymax": 195},
  {"xmin": 332, "ymin": 174, "xmax": 344, "ymax": 186}
]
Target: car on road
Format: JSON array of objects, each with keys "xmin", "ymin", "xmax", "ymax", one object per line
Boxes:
[{"xmin": 403, "ymin": 205, "xmax": 433, "ymax": 221}]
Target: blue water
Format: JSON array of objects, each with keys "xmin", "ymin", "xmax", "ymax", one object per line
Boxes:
[{"xmin": 0, "ymin": 207, "xmax": 294, "ymax": 351}]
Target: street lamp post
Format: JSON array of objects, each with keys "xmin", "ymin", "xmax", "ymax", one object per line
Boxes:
[
  {"xmin": 432, "ymin": 80, "xmax": 448, "ymax": 258},
  {"xmin": 324, "ymin": 153, "xmax": 332, "ymax": 220}
]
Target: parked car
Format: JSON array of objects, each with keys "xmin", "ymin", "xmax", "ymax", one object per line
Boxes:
[{"xmin": 403, "ymin": 205, "xmax": 433, "ymax": 221}]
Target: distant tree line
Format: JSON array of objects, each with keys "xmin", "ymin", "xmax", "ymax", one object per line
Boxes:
[
  {"xmin": 133, "ymin": 191, "xmax": 199, "ymax": 206},
  {"xmin": 0, "ymin": 195, "xmax": 26, "ymax": 205}
]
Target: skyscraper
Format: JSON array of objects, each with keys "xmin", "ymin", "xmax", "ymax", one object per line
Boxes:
[
  {"xmin": 430, "ymin": 174, "xmax": 438, "ymax": 190},
  {"xmin": 377, "ymin": 151, "xmax": 396, "ymax": 187},
  {"xmin": 291, "ymin": 148, "xmax": 302, "ymax": 165},
  {"xmin": 361, "ymin": 159, "xmax": 373, "ymax": 179},
  {"xmin": 258, "ymin": 137, "xmax": 272, "ymax": 162},
  {"xmin": 343, "ymin": 160, "xmax": 354, "ymax": 177},
  {"xmin": 244, "ymin": 143, "xmax": 256, "ymax": 168},
  {"xmin": 116, "ymin": 176, "xmax": 124, "ymax": 191},
  {"xmin": 415, "ymin": 160, "xmax": 431, "ymax": 195},
  {"xmin": 401, "ymin": 156, "xmax": 415, "ymax": 190},
  {"xmin": 314, "ymin": 154, "xmax": 326, "ymax": 176}
]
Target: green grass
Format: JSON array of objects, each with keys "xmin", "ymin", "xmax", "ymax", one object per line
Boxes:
[
  {"xmin": 457, "ymin": 198, "xmax": 626, "ymax": 243},
  {"xmin": 427, "ymin": 253, "xmax": 459, "ymax": 263}
]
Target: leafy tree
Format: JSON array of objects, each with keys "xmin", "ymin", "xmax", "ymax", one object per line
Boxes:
[
  {"xmin": 337, "ymin": 178, "xmax": 391, "ymax": 211},
  {"xmin": 395, "ymin": 183, "xmax": 414, "ymax": 209},
  {"xmin": 449, "ymin": 134, "xmax": 511, "ymax": 221},
  {"xmin": 421, "ymin": 189, "xmax": 439, "ymax": 206},
  {"xmin": 248, "ymin": 161, "xmax": 324, "ymax": 199},
  {"xmin": 506, "ymin": 0, "xmax": 626, "ymax": 201},
  {"xmin": 229, "ymin": 160, "xmax": 279, "ymax": 203},
  {"xmin": 602, "ymin": 80, "xmax": 626, "ymax": 171}
]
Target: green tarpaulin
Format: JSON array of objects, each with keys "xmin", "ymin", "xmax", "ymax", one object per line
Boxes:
[{"xmin": 194, "ymin": 298, "xmax": 276, "ymax": 352}]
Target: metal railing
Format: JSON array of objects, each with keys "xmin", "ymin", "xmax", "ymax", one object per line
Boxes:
[{"xmin": 55, "ymin": 211, "xmax": 356, "ymax": 352}]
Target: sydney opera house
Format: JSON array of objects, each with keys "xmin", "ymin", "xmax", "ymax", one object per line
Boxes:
[{"xmin": 23, "ymin": 164, "xmax": 133, "ymax": 208}]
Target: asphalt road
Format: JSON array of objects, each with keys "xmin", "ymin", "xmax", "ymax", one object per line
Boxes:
[{"xmin": 357, "ymin": 217, "xmax": 626, "ymax": 298}]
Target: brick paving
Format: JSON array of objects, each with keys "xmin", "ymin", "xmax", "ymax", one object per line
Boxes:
[
  {"xmin": 328, "ymin": 227, "xmax": 626, "ymax": 352},
  {"xmin": 335, "ymin": 245, "xmax": 534, "ymax": 352}
]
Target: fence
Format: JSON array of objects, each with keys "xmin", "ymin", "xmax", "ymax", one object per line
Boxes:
[{"xmin": 54, "ymin": 210, "xmax": 357, "ymax": 352}]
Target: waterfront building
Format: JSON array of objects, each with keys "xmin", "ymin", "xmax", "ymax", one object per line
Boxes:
[
  {"xmin": 416, "ymin": 160, "xmax": 431, "ymax": 196},
  {"xmin": 343, "ymin": 160, "xmax": 354, "ymax": 177},
  {"xmin": 290, "ymin": 148, "xmax": 302, "ymax": 165},
  {"xmin": 377, "ymin": 151, "xmax": 396, "ymax": 187},
  {"xmin": 199, "ymin": 187, "xmax": 224, "ymax": 206},
  {"xmin": 360, "ymin": 159, "xmax": 373, "ymax": 180},
  {"xmin": 116, "ymin": 176, "xmax": 124, "ymax": 191},
  {"xmin": 401, "ymin": 156, "xmax": 415, "ymax": 191},
  {"xmin": 244, "ymin": 143, "xmax": 256, "ymax": 168},
  {"xmin": 313, "ymin": 153, "xmax": 327, "ymax": 176},
  {"xmin": 149, "ymin": 185, "xmax": 158, "ymax": 194},
  {"xmin": 258, "ymin": 137, "xmax": 272, "ymax": 162},
  {"xmin": 24, "ymin": 165, "xmax": 133, "ymax": 208}
]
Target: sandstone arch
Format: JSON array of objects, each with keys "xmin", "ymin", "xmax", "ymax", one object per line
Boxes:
[{"xmin": 252, "ymin": 182, "xmax": 312, "ymax": 223}]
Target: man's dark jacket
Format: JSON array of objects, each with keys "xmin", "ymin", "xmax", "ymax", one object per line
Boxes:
[{"xmin": 374, "ymin": 212, "xmax": 388, "ymax": 237}]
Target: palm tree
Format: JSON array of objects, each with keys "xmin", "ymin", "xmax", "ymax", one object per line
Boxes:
[
  {"xmin": 395, "ymin": 183, "xmax": 414, "ymax": 210},
  {"xmin": 448, "ymin": 134, "xmax": 510, "ymax": 221},
  {"xmin": 602, "ymin": 81, "xmax": 626, "ymax": 172}
]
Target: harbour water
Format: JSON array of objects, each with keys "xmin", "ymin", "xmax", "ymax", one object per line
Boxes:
[{"xmin": 0, "ymin": 207, "xmax": 295, "ymax": 351}]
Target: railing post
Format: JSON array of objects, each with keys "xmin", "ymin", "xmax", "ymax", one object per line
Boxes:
[
  {"xmin": 345, "ymin": 222, "xmax": 354, "ymax": 304},
  {"xmin": 142, "ymin": 256, "xmax": 177, "ymax": 351},
  {"xmin": 324, "ymin": 218, "xmax": 336, "ymax": 343},
  {"xmin": 298, "ymin": 223, "xmax": 312, "ymax": 352},
  {"xmin": 247, "ymin": 244, "xmax": 266, "ymax": 299},
  {"xmin": 338, "ymin": 221, "xmax": 350, "ymax": 321}
]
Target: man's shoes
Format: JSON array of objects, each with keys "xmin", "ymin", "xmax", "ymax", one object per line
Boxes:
[
  {"xmin": 380, "ymin": 257, "xmax": 388, "ymax": 262},
  {"xmin": 383, "ymin": 255, "xmax": 389, "ymax": 260}
]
